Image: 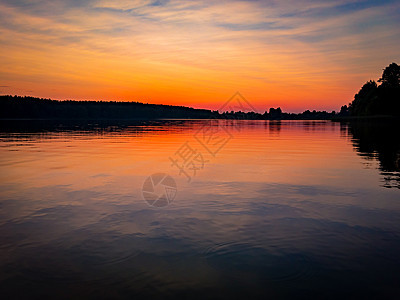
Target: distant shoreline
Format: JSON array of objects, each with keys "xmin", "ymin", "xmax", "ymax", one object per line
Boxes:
[
  {"xmin": 2, "ymin": 95, "xmax": 399, "ymax": 121},
  {"xmin": 0, "ymin": 95, "xmax": 338, "ymax": 120}
]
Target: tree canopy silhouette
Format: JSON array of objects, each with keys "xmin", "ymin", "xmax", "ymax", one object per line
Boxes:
[
  {"xmin": 0, "ymin": 95, "xmax": 339, "ymax": 120},
  {"xmin": 378, "ymin": 62, "xmax": 400, "ymax": 88},
  {"xmin": 349, "ymin": 62, "xmax": 400, "ymax": 116}
]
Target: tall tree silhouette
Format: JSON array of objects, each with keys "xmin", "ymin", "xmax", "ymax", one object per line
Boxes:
[
  {"xmin": 378, "ymin": 62, "xmax": 400, "ymax": 88},
  {"xmin": 349, "ymin": 80, "xmax": 378, "ymax": 116},
  {"xmin": 348, "ymin": 62, "xmax": 400, "ymax": 116}
]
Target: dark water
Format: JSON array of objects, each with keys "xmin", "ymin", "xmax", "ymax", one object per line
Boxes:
[{"xmin": 0, "ymin": 119, "xmax": 399, "ymax": 299}]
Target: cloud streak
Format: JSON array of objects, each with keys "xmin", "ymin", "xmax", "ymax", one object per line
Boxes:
[{"xmin": 0, "ymin": 0, "xmax": 399, "ymax": 111}]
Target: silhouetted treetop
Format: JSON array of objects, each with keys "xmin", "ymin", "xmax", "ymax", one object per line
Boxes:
[
  {"xmin": 378, "ymin": 62, "xmax": 400, "ymax": 88},
  {"xmin": 348, "ymin": 62, "xmax": 400, "ymax": 117}
]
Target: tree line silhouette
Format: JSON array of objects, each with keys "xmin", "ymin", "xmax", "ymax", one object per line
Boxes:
[
  {"xmin": 341, "ymin": 62, "xmax": 400, "ymax": 117},
  {"xmin": 0, "ymin": 96, "xmax": 220, "ymax": 120},
  {"xmin": 1, "ymin": 63, "xmax": 398, "ymax": 120},
  {"xmin": 0, "ymin": 95, "xmax": 340, "ymax": 120}
]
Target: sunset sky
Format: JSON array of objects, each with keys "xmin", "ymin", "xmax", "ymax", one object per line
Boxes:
[{"xmin": 0, "ymin": 0, "xmax": 399, "ymax": 112}]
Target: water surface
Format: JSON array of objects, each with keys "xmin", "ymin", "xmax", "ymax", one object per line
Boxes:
[{"xmin": 0, "ymin": 119, "xmax": 399, "ymax": 299}]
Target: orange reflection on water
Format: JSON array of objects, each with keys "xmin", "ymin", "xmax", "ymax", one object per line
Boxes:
[{"xmin": 0, "ymin": 120, "xmax": 382, "ymax": 202}]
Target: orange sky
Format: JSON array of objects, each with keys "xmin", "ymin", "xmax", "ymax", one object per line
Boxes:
[{"xmin": 0, "ymin": 0, "xmax": 399, "ymax": 112}]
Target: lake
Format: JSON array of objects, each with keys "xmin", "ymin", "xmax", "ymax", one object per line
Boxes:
[{"xmin": 0, "ymin": 119, "xmax": 399, "ymax": 299}]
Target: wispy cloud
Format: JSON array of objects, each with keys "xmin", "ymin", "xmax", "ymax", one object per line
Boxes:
[{"xmin": 0, "ymin": 0, "xmax": 399, "ymax": 111}]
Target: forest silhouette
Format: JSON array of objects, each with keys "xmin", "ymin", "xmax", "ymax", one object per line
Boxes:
[
  {"xmin": 1, "ymin": 63, "xmax": 399, "ymax": 120},
  {"xmin": 0, "ymin": 95, "xmax": 341, "ymax": 120},
  {"xmin": 341, "ymin": 62, "xmax": 400, "ymax": 117}
]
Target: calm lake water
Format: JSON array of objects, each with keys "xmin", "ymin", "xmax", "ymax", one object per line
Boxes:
[{"xmin": 0, "ymin": 119, "xmax": 399, "ymax": 299}]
